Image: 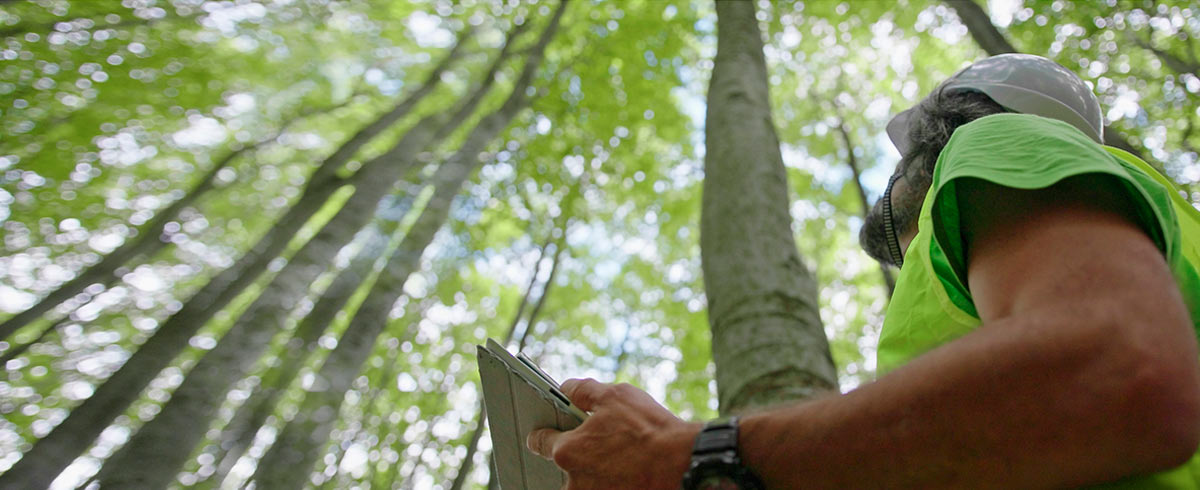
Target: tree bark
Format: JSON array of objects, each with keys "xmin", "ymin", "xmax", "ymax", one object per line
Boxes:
[
  {"xmin": 88, "ymin": 19, "xmax": 528, "ymax": 487},
  {"xmin": 250, "ymin": 4, "xmax": 566, "ymax": 487},
  {"xmin": 834, "ymin": 121, "xmax": 895, "ymax": 296},
  {"xmin": 0, "ymin": 316, "xmax": 67, "ymax": 366},
  {"xmin": 943, "ymin": 0, "xmax": 1147, "ymax": 160},
  {"xmin": 203, "ymin": 207, "xmax": 410, "ymax": 488},
  {"xmin": 0, "ymin": 31, "xmax": 469, "ymax": 490},
  {"xmin": 702, "ymin": 0, "xmax": 838, "ymax": 415},
  {"xmin": 319, "ymin": 340, "xmax": 407, "ymax": 490},
  {"xmin": 0, "ymin": 166, "xmax": 343, "ymax": 490},
  {"xmin": 1130, "ymin": 33, "xmax": 1200, "ymax": 79}
]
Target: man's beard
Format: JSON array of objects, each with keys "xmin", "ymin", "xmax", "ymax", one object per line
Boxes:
[{"xmin": 860, "ymin": 185, "xmax": 922, "ymax": 267}]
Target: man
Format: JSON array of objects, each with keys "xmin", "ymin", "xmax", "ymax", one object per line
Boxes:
[{"xmin": 527, "ymin": 54, "xmax": 1200, "ymax": 488}]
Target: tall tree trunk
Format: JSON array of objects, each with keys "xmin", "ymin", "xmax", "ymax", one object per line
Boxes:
[
  {"xmin": 0, "ymin": 166, "xmax": 342, "ymax": 490},
  {"xmin": 251, "ymin": 5, "xmax": 566, "ymax": 487},
  {"xmin": 0, "ymin": 32, "xmax": 470, "ymax": 490},
  {"xmin": 0, "ymin": 316, "xmax": 67, "ymax": 366},
  {"xmin": 702, "ymin": 0, "xmax": 838, "ymax": 415},
  {"xmin": 0, "ymin": 102, "xmax": 339, "ymax": 342},
  {"xmin": 305, "ymin": 29, "xmax": 474, "ymax": 190},
  {"xmin": 203, "ymin": 202, "xmax": 412, "ymax": 488},
  {"xmin": 90, "ymin": 18, "xmax": 528, "ymax": 488},
  {"xmin": 943, "ymin": 0, "xmax": 1147, "ymax": 160},
  {"xmin": 486, "ymin": 455, "xmax": 500, "ymax": 490},
  {"xmin": 834, "ymin": 121, "xmax": 895, "ymax": 296},
  {"xmin": 1130, "ymin": 33, "xmax": 1200, "ymax": 78},
  {"xmin": 318, "ymin": 340, "xmax": 407, "ymax": 490}
]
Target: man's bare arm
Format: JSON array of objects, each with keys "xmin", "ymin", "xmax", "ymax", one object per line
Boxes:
[
  {"xmin": 530, "ymin": 175, "xmax": 1200, "ymax": 488},
  {"xmin": 740, "ymin": 175, "xmax": 1200, "ymax": 488}
]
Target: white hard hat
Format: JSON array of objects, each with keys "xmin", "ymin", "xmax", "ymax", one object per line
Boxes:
[{"xmin": 886, "ymin": 53, "xmax": 1104, "ymax": 154}]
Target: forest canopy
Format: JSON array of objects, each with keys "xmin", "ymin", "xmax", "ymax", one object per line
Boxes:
[{"xmin": 0, "ymin": 0, "xmax": 1197, "ymax": 488}]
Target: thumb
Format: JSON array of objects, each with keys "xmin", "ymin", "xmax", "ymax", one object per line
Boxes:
[{"xmin": 526, "ymin": 428, "xmax": 564, "ymax": 460}]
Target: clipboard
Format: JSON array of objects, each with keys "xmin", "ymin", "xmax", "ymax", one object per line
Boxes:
[{"xmin": 477, "ymin": 338, "xmax": 587, "ymax": 489}]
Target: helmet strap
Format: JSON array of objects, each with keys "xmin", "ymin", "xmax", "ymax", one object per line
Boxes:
[{"xmin": 882, "ymin": 173, "xmax": 905, "ymax": 267}]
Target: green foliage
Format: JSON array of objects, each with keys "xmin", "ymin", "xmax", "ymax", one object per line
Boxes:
[{"xmin": 0, "ymin": 0, "xmax": 1195, "ymax": 487}]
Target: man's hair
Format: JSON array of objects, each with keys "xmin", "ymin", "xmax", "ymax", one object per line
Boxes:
[
  {"xmin": 901, "ymin": 89, "xmax": 1008, "ymax": 178},
  {"xmin": 858, "ymin": 89, "xmax": 1008, "ymax": 266}
]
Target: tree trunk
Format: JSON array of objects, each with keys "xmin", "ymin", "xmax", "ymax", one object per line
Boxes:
[
  {"xmin": 834, "ymin": 121, "xmax": 895, "ymax": 296},
  {"xmin": 487, "ymin": 455, "xmax": 501, "ymax": 490},
  {"xmin": 318, "ymin": 339, "xmax": 408, "ymax": 490},
  {"xmin": 203, "ymin": 205, "xmax": 411, "ymax": 488},
  {"xmin": 251, "ymin": 5, "xmax": 566, "ymax": 487},
  {"xmin": 0, "ymin": 31, "xmax": 469, "ymax": 490},
  {"xmin": 516, "ymin": 239, "xmax": 564, "ymax": 351},
  {"xmin": 94, "ymin": 110, "xmax": 424, "ymax": 488},
  {"xmin": 0, "ymin": 316, "xmax": 67, "ymax": 366},
  {"xmin": 702, "ymin": 0, "xmax": 838, "ymax": 415},
  {"xmin": 943, "ymin": 0, "xmax": 1147, "ymax": 160},
  {"xmin": 0, "ymin": 172, "xmax": 342, "ymax": 490},
  {"xmin": 305, "ymin": 29, "xmax": 474, "ymax": 190},
  {"xmin": 1133, "ymin": 38, "xmax": 1200, "ymax": 78},
  {"xmin": 90, "ymin": 19, "xmax": 527, "ymax": 488}
]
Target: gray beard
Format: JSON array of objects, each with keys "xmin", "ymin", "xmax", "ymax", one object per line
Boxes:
[{"xmin": 859, "ymin": 187, "xmax": 923, "ymax": 267}]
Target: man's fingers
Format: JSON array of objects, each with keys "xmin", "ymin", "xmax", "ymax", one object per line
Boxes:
[
  {"xmin": 559, "ymin": 378, "xmax": 607, "ymax": 412},
  {"xmin": 526, "ymin": 428, "xmax": 563, "ymax": 460}
]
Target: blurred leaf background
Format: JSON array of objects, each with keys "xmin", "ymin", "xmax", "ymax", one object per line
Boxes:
[{"xmin": 0, "ymin": 0, "xmax": 1196, "ymax": 488}]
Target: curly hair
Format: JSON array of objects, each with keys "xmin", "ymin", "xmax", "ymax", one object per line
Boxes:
[
  {"xmin": 901, "ymin": 89, "xmax": 1008, "ymax": 179},
  {"xmin": 858, "ymin": 89, "xmax": 1007, "ymax": 266}
]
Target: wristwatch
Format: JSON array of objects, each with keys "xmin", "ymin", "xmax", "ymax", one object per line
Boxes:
[{"xmin": 680, "ymin": 416, "xmax": 766, "ymax": 490}]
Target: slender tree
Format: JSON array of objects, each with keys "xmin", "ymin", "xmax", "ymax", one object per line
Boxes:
[
  {"xmin": 0, "ymin": 316, "xmax": 67, "ymax": 366},
  {"xmin": 318, "ymin": 345, "xmax": 405, "ymax": 489},
  {"xmin": 251, "ymin": 4, "xmax": 567, "ymax": 487},
  {"xmin": 833, "ymin": 119, "xmax": 895, "ymax": 296},
  {"xmin": 202, "ymin": 197, "xmax": 413, "ymax": 488},
  {"xmin": 0, "ymin": 28, "xmax": 472, "ymax": 490},
  {"xmin": 702, "ymin": 0, "xmax": 838, "ymax": 415},
  {"xmin": 91, "ymin": 23, "xmax": 512, "ymax": 488},
  {"xmin": 1131, "ymin": 33, "xmax": 1200, "ymax": 78}
]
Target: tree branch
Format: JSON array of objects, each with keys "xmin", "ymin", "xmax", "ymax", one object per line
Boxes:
[{"xmin": 833, "ymin": 119, "xmax": 896, "ymax": 297}]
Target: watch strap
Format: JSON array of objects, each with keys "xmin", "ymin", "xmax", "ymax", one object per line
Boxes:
[
  {"xmin": 692, "ymin": 416, "xmax": 740, "ymax": 454},
  {"xmin": 681, "ymin": 416, "xmax": 765, "ymax": 490}
]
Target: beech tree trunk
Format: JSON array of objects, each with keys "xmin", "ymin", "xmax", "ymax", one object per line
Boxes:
[
  {"xmin": 944, "ymin": 0, "xmax": 1146, "ymax": 160},
  {"xmin": 0, "ymin": 165, "xmax": 343, "ymax": 490},
  {"xmin": 251, "ymin": 4, "xmax": 566, "ymax": 487},
  {"xmin": 89, "ymin": 18, "xmax": 531, "ymax": 487},
  {"xmin": 203, "ymin": 205, "xmax": 411, "ymax": 488},
  {"xmin": 94, "ymin": 56, "xmax": 489, "ymax": 490},
  {"xmin": 702, "ymin": 0, "xmax": 838, "ymax": 415},
  {"xmin": 0, "ymin": 30, "xmax": 470, "ymax": 490}
]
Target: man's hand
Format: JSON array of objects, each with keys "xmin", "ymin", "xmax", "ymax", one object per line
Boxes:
[{"xmin": 526, "ymin": 378, "xmax": 702, "ymax": 489}]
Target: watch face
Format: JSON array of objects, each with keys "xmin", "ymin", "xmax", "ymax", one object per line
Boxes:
[{"xmin": 695, "ymin": 475, "xmax": 742, "ymax": 490}]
